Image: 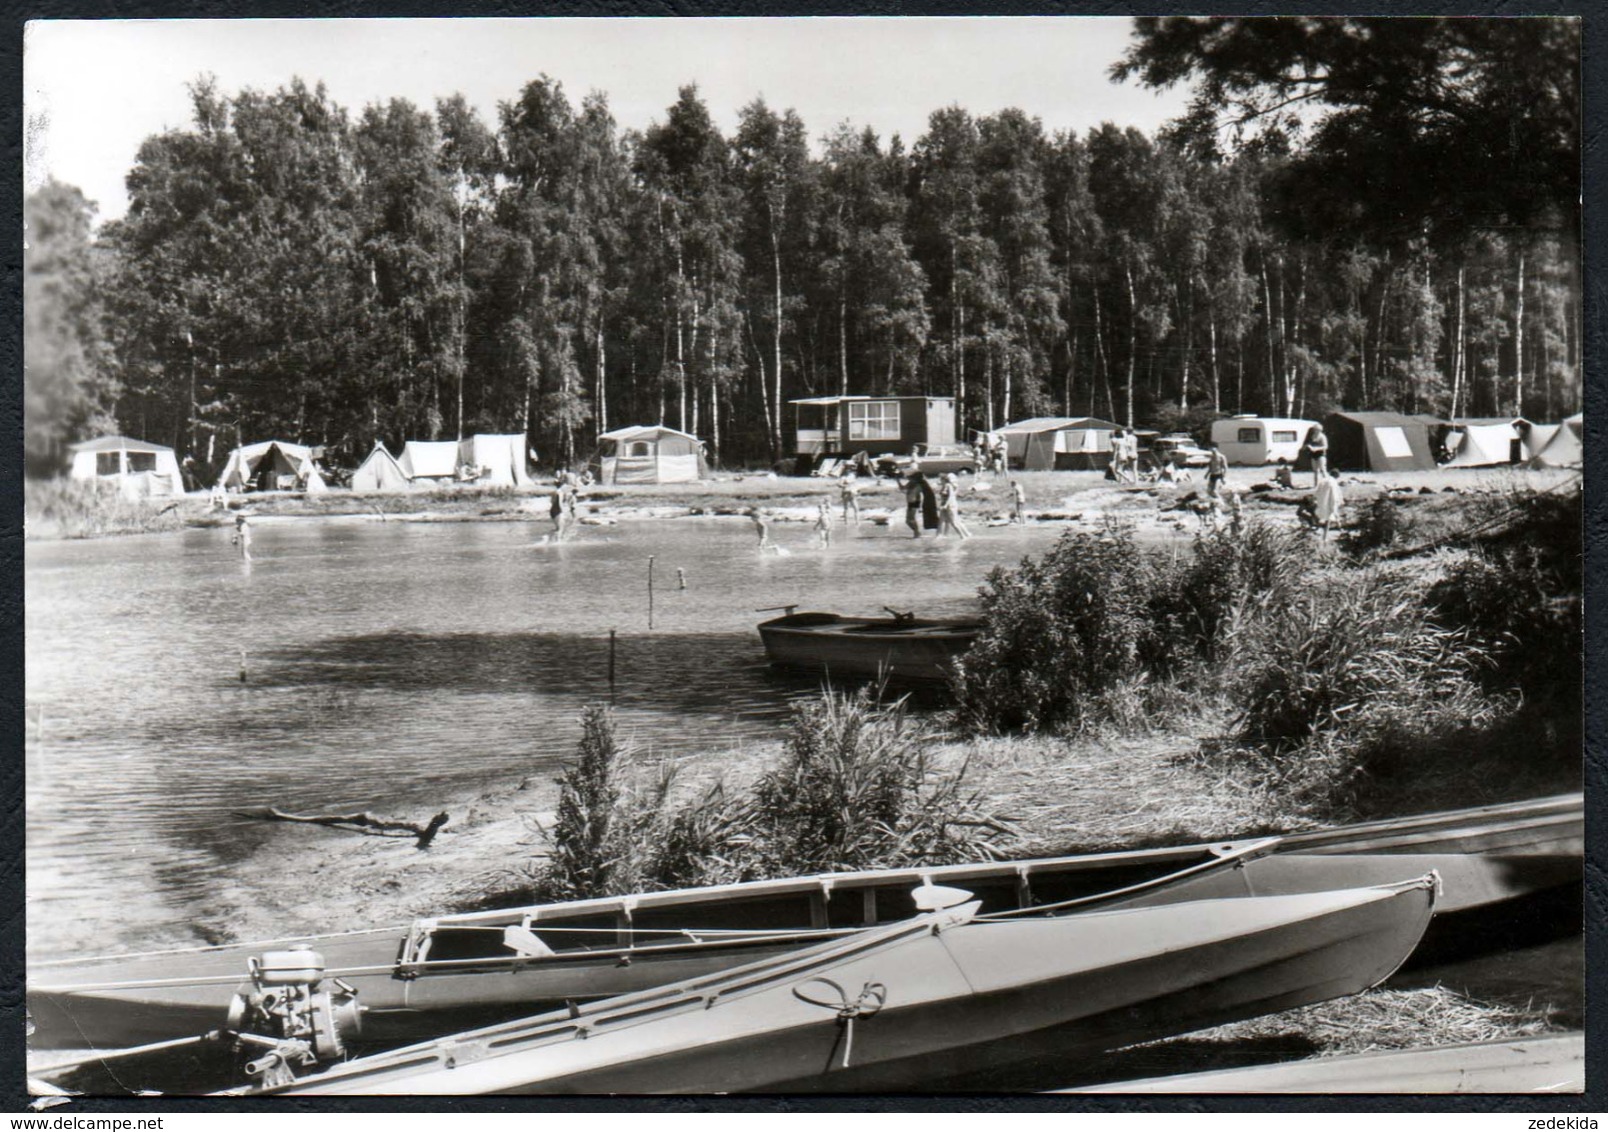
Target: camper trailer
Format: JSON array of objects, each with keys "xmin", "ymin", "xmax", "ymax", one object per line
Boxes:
[
  {"xmin": 788, "ymin": 396, "xmax": 956, "ymax": 474},
  {"xmin": 1210, "ymin": 416, "xmax": 1318, "ymax": 466}
]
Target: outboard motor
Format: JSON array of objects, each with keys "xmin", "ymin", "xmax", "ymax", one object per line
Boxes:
[{"xmin": 226, "ymin": 946, "xmax": 363, "ymax": 1087}]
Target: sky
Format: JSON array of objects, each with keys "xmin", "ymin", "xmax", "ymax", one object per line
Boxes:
[{"xmin": 24, "ymin": 17, "xmax": 1193, "ymax": 224}]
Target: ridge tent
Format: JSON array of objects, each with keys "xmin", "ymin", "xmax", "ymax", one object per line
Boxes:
[
  {"xmin": 68, "ymin": 435, "xmax": 186, "ymax": 497},
  {"xmin": 997, "ymin": 417, "xmax": 1122, "ymax": 471},
  {"xmin": 590, "ymin": 426, "xmax": 708, "ymax": 484},
  {"xmin": 1442, "ymin": 419, "xmax": 1523, "ymax": 468},
  {"xmin": 457, "ymin": 434, "xmax": 533, "ymax": 487},
  {"xmin": 398, "ymin": 441, "xmax": 461, "ymax": 482},
  {"xmin": 1315, "ymin": 412, "xmax": 1437, "ymax": 472},
  {"xmin": 218, "ymin": 441, "xmax": 313, "ymax": 492},
  {"xmin": 1209, "ymin": 416, "xmax": 1318, "ymax": 466},
  {"xmin": 297, "ymin": 455, "xmax": 329, "ymax": 493},
  {"xmin": 350, "ymin": 443, "xmax": 412, "ymax": 492},
  {"xmin": 1519, "ymin": 421, "xmax": 1560, "ymax": 462},
  {"xmin": 1531, "ymin": 413, "xmax": 1583, "ymax": 467}
]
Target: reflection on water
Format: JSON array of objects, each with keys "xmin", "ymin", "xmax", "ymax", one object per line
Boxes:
[{"xmin": 26, "ymin": 516, "xmax": 1068, "ymax": 954}]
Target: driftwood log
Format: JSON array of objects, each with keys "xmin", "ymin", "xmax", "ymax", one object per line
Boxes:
[{"xmin": 234, "ymin": 806, "xmax": 450, "ymax": 849}]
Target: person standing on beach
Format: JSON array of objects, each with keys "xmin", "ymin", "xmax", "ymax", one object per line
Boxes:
[
  {"xmin": 1304, "ymin": 425, "xmax": 1329, "ymax": 485},
  {"xmin": 1205, "ymin": 443, "xmax": 1228, "ymax": 498},
  {"xmin": 1313, "ymin": 472, "xmax": 1345, "ymax": 541},
  {"xmin": 839, "ymin": 472, "xmax": 861, "ymax": 526},
  {"xmin": 1010, "ymin": 479, "xmax": 1027, "ymax": 526}
]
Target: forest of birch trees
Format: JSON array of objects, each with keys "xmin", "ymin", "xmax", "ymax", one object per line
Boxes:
[{"xmin": 25, "ymin": 18, "xmax": 1580, "ymax": 474}]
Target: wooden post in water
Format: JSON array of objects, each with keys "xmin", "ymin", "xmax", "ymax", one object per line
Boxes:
[
  {"xmin": 647, "ymin": 556, "xmax": 656, "ymax": 630},
  {"xmin": 608, "ymin": 629, "xmax": 617, "ymax": 688}
]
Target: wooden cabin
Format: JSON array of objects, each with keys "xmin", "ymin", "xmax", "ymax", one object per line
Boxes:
[{"xmin": 788, "ymin": 396, "xmax": 957, "ymax": 474}]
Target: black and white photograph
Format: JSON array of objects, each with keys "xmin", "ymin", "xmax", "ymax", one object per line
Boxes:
[{"xmin": 21, "ymin": 14, "xmax": 1586, "ymax": 1099}]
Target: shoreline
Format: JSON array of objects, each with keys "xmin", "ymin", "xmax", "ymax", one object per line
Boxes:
[{"xmin": 24, "ymin": 465, "xmax": 1577, "ymax": 543}]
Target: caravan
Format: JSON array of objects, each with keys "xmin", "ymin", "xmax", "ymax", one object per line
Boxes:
[{"xmin": 1209, "ymin": 416, "xmax": 1317, "ymax": 466}]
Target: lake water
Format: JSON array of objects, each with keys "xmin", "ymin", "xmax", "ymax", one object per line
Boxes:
[{"xmin": 25, "ymin": 515, "xmax": 1072, "ymax": 956}]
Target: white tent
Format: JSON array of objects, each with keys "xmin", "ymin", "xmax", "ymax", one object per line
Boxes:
[
  {"xmin": 350, "ymin": 443, "xmax": 412, "ymax": 492},
  {"xmin": 1443, "ymin": 420, "xmax": 1520, "ymax": 468},
  {"xmin": 297, "ymin": 455, "xmax": 329, "ymax": 493},
  {"xmin": 1520, "ymin": 422, "xmax": 1560, "ymax": 462},
  {"xmin": 68, "ymin": 435, "xmax": 186, "ymax": 497},
  {"xmin": 1531, "ymin": 414, "xmax": 1583, "ymax": 467},
  {"xmin": 398, "ymin": 440, "xmax": 461, "ymax": 481},
  {"xmin": 217, "ymin": 441, "xmax": 314, "ymax": 491},
  {"xmin": 458, "ymin": 434, "xmax": 534, "ymax": 486}
]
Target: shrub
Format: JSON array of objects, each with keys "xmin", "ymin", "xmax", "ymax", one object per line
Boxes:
[
  {"xmin": 539, "ymin": 705, "xmax": 669, "ymax": 900},
  {"xmin": 1164, "ymin": 520, "xmax": 1310, "ymax": 665},
  {"xmin": 742, "ymin": 687, "xmax": 1002, "ymax": 874},
  {"xmin": 952, "ymin": 523, "xmax": 1186, "ymax": 733},
  {"xmin": 1233, "ymin": 570, "xmax": 1483, "ymax": 750}
]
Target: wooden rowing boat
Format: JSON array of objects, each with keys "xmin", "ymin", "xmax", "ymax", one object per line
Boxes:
[
  {"xmin": 29, "ymin": 792, "xmax": 1580, "ymax": 1059},
  {"xmin": 246, "ymin": 878, "xmax": 1439, "ymax": 1094},
  {"xmin": 1060, "ymin": 1032, "xmax": 1585, "ymax": 1094},
  {"xmin": 756, "ymin": 611, "xmax": 980, "ymax": 683}
]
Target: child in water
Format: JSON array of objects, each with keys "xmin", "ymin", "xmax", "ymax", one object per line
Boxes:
[{"xmin": 815, "ymin": 500, "xmax": 833, "ymax": 547}]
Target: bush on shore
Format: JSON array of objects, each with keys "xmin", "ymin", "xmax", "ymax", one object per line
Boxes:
[
  {"xmin": 537, "ymin": 689, "xmax": 1005, "ymax": 899},
  {"xmin": 954, "ymin": 486, "xmax": 1580, "ymax": 824}
]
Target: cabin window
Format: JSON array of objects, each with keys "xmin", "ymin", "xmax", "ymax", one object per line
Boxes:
[
  {"xmin": 95, "ymin": 452, "xmax": 122, "ymax": 475},
  {"xmin": 1236, "ymin": 427, "xmax": 1261, "ymax": 444},
  {"xmin": 847, "ymin": 401, "xmax": 900, "ymax": 441},
  {"xmin": 626, "ymin": 441, "xmax": 653, "ymax": 457},
  {"xmin": 1271, "ymin": 430, "xmax": 1298, "ymax": 443},
  {"xmin": 126, "ymin": 452, "xmax": 157, "ymax": 473}
]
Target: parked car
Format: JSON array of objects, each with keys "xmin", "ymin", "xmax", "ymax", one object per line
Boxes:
[
  {"xmin": 874, "ymin": 444, "xmax": 979, "ymax": 478},
  {"xmin": 1147, "ymin": 434, "xmax": 1212, "ymax": 468}
]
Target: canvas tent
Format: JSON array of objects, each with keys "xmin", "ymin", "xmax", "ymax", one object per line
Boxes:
[
  {"xmin": 1441, "ymin": 419, "xmax": 1523, "ymax": 468},
  {"xmin": 590, "ymin": 426, "xmax": 708, "ymax": 484},
  {"xmin": 350, "ymin": 443, "xmax": 411, "ymax": 492},
  {"xmin": 218, "ymin": 441, "xmax": 314, "ymax": 491},
  {"xmin": 297, "ymin": 455, "xmax": 329, "ymax": 493},
  {"xmin": 1531, "ymin": 413, "xmax": 1583, "ymax": 467},
  {"xmin": 68, "ymin": 435, "xmax": 186, "ymax": 497},
  {"xmin": 398, "ymin": 440, "xmax": 461, "ymax": 482},
  {"xmin": 458, "ymin": 434, "xmax": 534, "ymax": 486},
  {"xmin": 1318, "ymin": 412, "xmax": 1437, "ymax": 472},
  {"xmin": 997, "ymin": 417, "xmax": 1121, "ymax": 471},
  {"xmin": 1519, "ymin": 421, "xmax": 1560, "ymax": 462}
]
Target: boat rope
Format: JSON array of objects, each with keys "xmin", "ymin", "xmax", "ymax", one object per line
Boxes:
[{"xmin": 792, "ymin": 977, "xmax": 887, "ymax": 1069}]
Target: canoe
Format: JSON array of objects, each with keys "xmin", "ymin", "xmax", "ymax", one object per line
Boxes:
[
  {"xmin": 1277, "ymin": 792, "xmax": 1583, "ymax": 858},
  {"xmin": 30, "ymin": 792, "xmax": 1581, "ymax": 1056},
  {"xmin": 27, "ymin": 837, "xmax": 1278, "ymax": 1055},
  {"xmin": 1061, "ymin": 1032, "xmax": 1585, "ymax": 1094},
  {"xmin": 246, "ymin": 877, "xmax": 1438, "ymax": 1095},
  {"xmin": 756, "ymin": 611, "xmax": 979, "ymax": 683}
]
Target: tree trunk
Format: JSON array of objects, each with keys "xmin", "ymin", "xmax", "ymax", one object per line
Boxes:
[
  {"xmin": 839, "ymin": 290, "xmax": 849, "ymax": 397},
  {"xmin": 1207, "ymin": 306, "xmax": 1221, "ymax": 414},
  {"xmin": 596, "ymin": 319, "xmax": 608, "ymax": 436},
  {"xmin": 771, "ymin": 223, "xmax": 785, "ymax": 460},
  {"xmin": 1512, "ymin": 247, "xmax": 1526, "ymax": 418},
  {"xmin": 1449, "ymin": 267, "xmax": 1465, "ymax": 422},
  {"xmin": 1092, "ymin": 284, "xmax": 1114, "ymax": 420},
  {"xmin": 1123, "ymin": 262, "xmax": 1137, "ymax": 429}
]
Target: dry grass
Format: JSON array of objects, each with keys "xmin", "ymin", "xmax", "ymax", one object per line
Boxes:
[{"xmin": 1162, "ymin": 986, "xmax": 1561, "ymax": 1057}]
